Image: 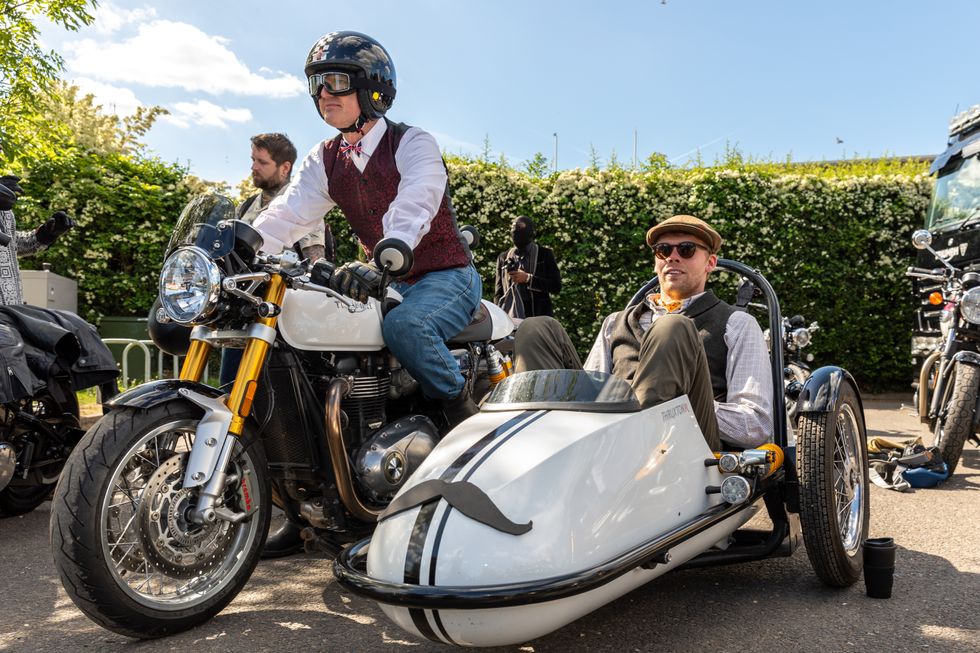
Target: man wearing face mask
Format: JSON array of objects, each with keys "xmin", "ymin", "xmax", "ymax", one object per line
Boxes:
[{"xmin": 493, "ymin": 216, "xmax": 561, "ymax": 321}]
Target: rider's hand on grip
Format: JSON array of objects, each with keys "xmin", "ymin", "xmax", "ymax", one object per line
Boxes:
[
  {"xmin": 311, "ymin": 259, "xmax": 336, "ymax": 287},
  {"xmin": 329, "ymin": 261, "xmax": 382, "ymax": 304}
]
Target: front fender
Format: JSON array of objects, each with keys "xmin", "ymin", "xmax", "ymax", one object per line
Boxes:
[
  {"xmin": 796, "ymin": 366, "xmax": 864, "ymax": 416},
  {"xmin": 105, "ymin": 379, "xmax": 225, "ymax": 410}
]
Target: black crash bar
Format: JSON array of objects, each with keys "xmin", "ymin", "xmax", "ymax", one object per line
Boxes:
[{"xmin": 333, "ymin": 496, "xmax": 757, "ymax": 610}]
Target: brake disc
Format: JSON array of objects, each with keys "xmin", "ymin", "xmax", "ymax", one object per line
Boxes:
[{"xmin": 137, "ymin": 453, "xmax": 239, "ymax": 579}]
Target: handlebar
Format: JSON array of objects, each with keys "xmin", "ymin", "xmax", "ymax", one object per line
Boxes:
[{"xmin": 906, "ymin": 266, "xmax": 947, "ymax": 281}]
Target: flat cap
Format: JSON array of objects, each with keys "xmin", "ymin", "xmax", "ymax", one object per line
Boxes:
[{"xmin": 645, "ymin": 214, "xmax": 722, "ymax": 254}]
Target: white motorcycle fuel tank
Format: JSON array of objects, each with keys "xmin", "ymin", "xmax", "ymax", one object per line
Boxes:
[
  {"xmin": 349, "ymin": 371, "xmax": 759, "ymax": 647},
  {"xmin": 277, "ymin": 288, "xmax": 513, "ymax": 352}
]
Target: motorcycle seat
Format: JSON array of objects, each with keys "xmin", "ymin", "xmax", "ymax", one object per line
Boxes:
[{"xmin": 447, "ymin": 301, "xmax": 493, "ymax": 345}]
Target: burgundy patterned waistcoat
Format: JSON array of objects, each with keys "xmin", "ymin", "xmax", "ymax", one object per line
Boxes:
[{"xmin": 322, "ymin": 120, "xmax": 471, "ymax": 283}]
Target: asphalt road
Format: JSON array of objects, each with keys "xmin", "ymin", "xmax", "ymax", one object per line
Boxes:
[{"xmin": 1, "ymin": 395, "xmax": 977, "ymax": 653}]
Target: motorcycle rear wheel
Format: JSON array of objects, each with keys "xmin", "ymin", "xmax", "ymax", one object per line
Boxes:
[
  {"xmin": 50, "ymin": 400, "xmax": 270, "ymax": 638},
  {"xmin": 797, "ymin": 381, "xmax": 869, "ymax": 587},
  {"xmin": 932, "ymin": 362, "xmax": 978, "ymax": 476},
  {"xmin": 0, "ymin": 381, "xmax": 80, "ymax": 517}
]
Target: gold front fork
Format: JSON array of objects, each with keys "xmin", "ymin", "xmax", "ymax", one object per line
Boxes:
[{"xmin": 177, "ymin": 274, "xmax": 287, "ymax": 436}]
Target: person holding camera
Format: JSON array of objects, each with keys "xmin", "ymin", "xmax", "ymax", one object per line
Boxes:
[{"xmin": 493, "ymin": 215, "xmax": 561, "ymax": 321}]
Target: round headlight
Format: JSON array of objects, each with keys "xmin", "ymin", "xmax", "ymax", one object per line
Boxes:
[
  {"xmin": 791, "ymin": 328, "xmax": 812, "ymax": 348},
  {"xmin": 158, "ymin": 246, "xmax": 222, "ymax": 324},
  {"xmin": 960, "ymin": 287, "xmax": 980, "ymax": 325}
]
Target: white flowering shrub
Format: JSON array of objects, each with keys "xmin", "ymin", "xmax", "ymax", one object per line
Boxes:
[{"xmin": 445, "ymin": 158, "xmax": 933, "ymax": 390}]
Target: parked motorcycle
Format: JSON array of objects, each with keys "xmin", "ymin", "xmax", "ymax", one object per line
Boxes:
[
  {"xmin": 907, "ymin": 229, "xmax": 980, "ymax": 474},
  {"xmin": 0, "ymin": 306, "xmax": 118, "ymax": 517},
  {"xmin": 50, "ymin": 194, "xmax": 514, "ymax": 638}
]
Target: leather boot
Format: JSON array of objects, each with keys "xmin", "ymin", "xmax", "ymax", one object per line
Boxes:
[
  {"xmin": 261, "ymin": 520, "xmax": 305, "ymax": 559},
  {"xmin": 442, "ymin": 385, "xmax": 479, "ymax": 432}
]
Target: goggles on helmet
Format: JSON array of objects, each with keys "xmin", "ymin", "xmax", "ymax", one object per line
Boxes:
[{"xmin": 308, "ymin": 71, "xmax": 356, "ymax": 98}]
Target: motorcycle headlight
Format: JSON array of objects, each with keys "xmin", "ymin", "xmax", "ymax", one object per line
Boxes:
[
  {"xmin": 791, "ymin": 328, "xmax": 812, "ymax": 349},
  {"xmin": 961, "ymin": 287, "xmax": 980, "ymax": 325},
  {"xmin": 158, "ymin": 246, "xmax": 222, "ymax": 324}
]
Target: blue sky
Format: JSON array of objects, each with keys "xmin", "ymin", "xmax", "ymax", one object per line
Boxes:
[{"xmin": 39, "ymin": 0, "xmax": 980, "ymax": 188}]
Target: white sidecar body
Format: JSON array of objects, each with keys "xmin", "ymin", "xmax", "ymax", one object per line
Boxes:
[{"xmin": 341, "ymin": 370, "xmax": 761, "ymax": 647}]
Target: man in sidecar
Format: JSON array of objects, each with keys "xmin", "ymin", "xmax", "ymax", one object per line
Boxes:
[{"xmin": 514, "ymin": 214, "xmax": 772, "ymax": 450}]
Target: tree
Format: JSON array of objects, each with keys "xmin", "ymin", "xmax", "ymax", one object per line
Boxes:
[
  {"xmin": 522, "ymin": 152, "xmax": 551, "ymax": 178},
  {"xmin": 0, "ymin": 0, "xmax": 95, "ymax": 164}
]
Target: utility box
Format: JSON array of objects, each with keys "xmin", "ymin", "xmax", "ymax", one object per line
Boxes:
[{"xmin": 20, "ymin": 269, "xmax": 78, "ymax": 314}]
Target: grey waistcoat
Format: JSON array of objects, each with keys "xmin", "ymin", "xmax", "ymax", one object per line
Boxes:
[{"xmin": 609, "ymin": 290, "xmax": 735, "ymax": 400}]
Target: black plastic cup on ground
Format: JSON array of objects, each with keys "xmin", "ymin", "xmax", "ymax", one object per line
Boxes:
[{"xmin": 863, "ymin": 537, "xmax": 896, "ymax": 599}]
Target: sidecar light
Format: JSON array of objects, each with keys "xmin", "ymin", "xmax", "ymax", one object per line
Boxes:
[
  {"xmin": 159, "ymin": 246, "xmax": 222, "ymax": 324},
  {"xmin": 720, "ymin": 476, "xmax": 752, "ymax": 505},
  {"xmin": 960, "ymin": 287, "xmax": 980, "ymax": 325}
]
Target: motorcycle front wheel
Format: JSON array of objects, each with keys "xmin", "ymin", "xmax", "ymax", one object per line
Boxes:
[
  {"xmin": 933, "ymin": 362, "xmax": 979, "ymax": 476},
  {"xmin": 50, "ymin": 400, "xmax": 270, "ymax": 638}
]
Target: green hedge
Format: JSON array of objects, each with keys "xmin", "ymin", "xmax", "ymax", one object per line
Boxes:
[
  {"xmin": 15, "ymin": 147, "xmax": 192, "ymax": 323},
  {"xmin": 448, "ymin": 161, "xmax": 932, "ymax": 392}
]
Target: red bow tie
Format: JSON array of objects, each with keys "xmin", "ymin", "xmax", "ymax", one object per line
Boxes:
[{"xmin": 340, "ymin": 140, "xmax": 363, "ymax": 158}]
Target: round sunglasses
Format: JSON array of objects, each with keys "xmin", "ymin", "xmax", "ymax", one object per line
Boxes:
[{"xmin": 652, "ymin": 241, "xmax": 710, "ymax": 260}]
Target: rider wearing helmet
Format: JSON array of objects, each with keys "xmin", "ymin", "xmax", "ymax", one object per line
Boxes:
[{"xmin": 252, "ymin": 31, "xmax": 481, "ymax": 423}]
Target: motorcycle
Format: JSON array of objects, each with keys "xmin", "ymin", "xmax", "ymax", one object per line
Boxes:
[
  {"xmin": 908, "ymin": 228, "xmax": 980, "ymax": 475},
  {"xmin": 0, "ymin": 300, "xmax": 118, "ymax": 518},
  {"xmin": 49, "ymin": 193, "xmax": 514, "ymax": 638}
]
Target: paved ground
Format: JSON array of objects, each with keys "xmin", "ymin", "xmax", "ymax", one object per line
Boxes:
[{"xmin": 1, "ymin": 395, "xmax": 978, "ymax": 652}]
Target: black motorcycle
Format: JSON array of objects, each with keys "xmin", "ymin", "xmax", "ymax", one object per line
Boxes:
[
  {"xmin": 0, "ymin": 307, "xmax": 118, "ymax": 517},
  {"xmin": 908, "ymin": 229, "xmax": 980, "ymax": 474}
]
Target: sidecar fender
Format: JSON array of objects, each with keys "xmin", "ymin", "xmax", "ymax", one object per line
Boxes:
[
  {"xmin": 105, "ymin": 379, "xmax": 225, "ymax": 409},
  {"xmin": 795, "ymin": 366, "xmax": 863, "ymax": 415}
]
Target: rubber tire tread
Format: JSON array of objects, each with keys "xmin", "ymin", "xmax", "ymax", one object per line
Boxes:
[
  {"xmin": 797, "ymin": 381, "xmax": 869, "ymax": 588},
  {"xmin": 49, "ymin": 401, "xmax": 271, "ymax": 639},
  {"xmin": 0, "ymin": 379, "xmax": 81, "ymax": 517},
  {"xmin": 934, "ymin": 362, "xmax": 977, "ymax": 476}
]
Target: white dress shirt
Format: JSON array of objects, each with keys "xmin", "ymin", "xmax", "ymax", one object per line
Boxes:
[
  {"xmin": 252, "ymin": 120, "xmax": 448, "ymax": 254},
  {"xmin": 583, "ymin": 292, "xmax": 774, "ymax": 448}
]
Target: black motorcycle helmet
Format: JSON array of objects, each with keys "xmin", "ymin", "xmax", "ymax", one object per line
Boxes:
[
  {"xmin": 147, "ymin": 298, "xmax": 192, "ymax": 357},
  {"xmin": 304, "ymin": 31, "xmax": 397, "ymax": 132}
]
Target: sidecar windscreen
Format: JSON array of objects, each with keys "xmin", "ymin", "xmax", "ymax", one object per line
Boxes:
[
  {"xmin": 483, "ymin": 370, "xmax": 641, "ymax": 413},
  {"xmin": 165, "ymin": 194, "xmax": 238, "ymax": 259}
]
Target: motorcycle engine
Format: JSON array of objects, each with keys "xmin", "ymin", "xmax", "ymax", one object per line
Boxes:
[{"xmin": 353, "ymin": 415, "xmax": 439, "ymax": 502}]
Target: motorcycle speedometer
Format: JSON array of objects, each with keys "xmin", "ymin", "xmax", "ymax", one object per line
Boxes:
[
  {"xmin": 960, "ymin": 287, "xmax": 980, "ymax": 325},
  {"xmin": 158, "ymin": 246, "xmax": 222, "ymax": 324}
]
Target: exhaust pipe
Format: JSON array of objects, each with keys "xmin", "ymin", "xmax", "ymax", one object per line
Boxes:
[
  {"xmin": 918, "ymin": 350, "xmax": 941, "ymax": 422},
  {"xmin": 325, "ymin": 377, "xmax": 381, "ymax": 522}
]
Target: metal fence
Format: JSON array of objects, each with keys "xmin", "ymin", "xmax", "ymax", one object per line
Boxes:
[{"xmin": 100, "ymin": 338, "xmax": 210, "ymax": 387}]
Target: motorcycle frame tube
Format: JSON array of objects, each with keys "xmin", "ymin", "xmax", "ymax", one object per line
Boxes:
[
  {"xmin": 325, "ymin": 377, "xmax": 382, "ymax": 522},
  {"xmin": 928, "ymin": 330, "xmax": 959, "ymax": 419},
  {"xmin": 917, "ymin": 349, "xmax": 942, "ymax": 421}
]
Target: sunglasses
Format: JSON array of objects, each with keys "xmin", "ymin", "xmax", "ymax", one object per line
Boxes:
[
  {"xmin": 308, "ymin": 71, "xmax": 356, "ymax": 98},
  {"xmin": 652, "ymin": 241, "xmax": 710, "ymax": 260}
]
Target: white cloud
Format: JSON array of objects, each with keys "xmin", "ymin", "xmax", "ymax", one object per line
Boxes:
[
  {"xmin": 90, "ymin": 2, "xmax": 157, "ymax": 34},
  {"xmin": 161, "ymin": 100, "xmax": 252, "ymax": 129},
  {"xmin": 65, "ymin": 19, "xmax": 304, "ymax": 98},
  {"xmin": 71, "ymin": 77, "xmax": 143, "ymax": 116}
]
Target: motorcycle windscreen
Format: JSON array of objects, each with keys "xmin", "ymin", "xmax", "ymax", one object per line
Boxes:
[
  {"xmin": 165, "ymin": 193, "xmax": 237, "ymax": 259},
  {"xmin": 483, "ymin": 370, "xmax": 641, "ymax": 413}
]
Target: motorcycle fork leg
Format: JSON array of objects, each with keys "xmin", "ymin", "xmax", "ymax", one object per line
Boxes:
[{"xmin": 188, "ymin": 274, "xmax": 286, "ymax": 525}]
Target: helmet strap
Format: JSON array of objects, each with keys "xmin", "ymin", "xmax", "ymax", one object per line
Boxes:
[{"xmin": 338, "ymin": 115, "xmax": 367, "ymax": 134}]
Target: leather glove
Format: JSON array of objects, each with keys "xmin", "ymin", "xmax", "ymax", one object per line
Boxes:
[
  {"xmin": 0, "ymin": 175, "xmax": 23, "ymax": 197},
  {"xmin": 35, "ymin": 210, "xmax": 76, "ymax": 246},
  {"xmin": 329, "ymin": 261, "xmax": 383, "ymax": 304},
  {"xmin": 0, "ymin": 185, "xmax": 14, "ymax": 212}
]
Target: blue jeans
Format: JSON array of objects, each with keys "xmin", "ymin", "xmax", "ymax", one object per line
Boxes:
[{"xmin": 385, "ymin": 265, "xmax": 482, "ymax": 400}]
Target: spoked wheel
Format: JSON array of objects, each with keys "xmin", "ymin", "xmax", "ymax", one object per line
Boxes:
[
  {"xmin": 930, "ymin": 362, "xmax": 978, "ymax": 476},
  {"xmin": 0, "ymin": 382, "xmax": 80, "ymax": 517},
  {"xmin": 50, "ymin": 401, "xmax": 270, "ymax": 638},
  {"xmin": 797, "ymin": 381, "xmax": 869, "ymax": 587}
]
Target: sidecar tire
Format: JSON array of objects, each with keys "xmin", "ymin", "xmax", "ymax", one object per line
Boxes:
[
  {"xmin": 932, "ymin": 362, "xmax": 978, "ymax": 476},
  {"xmin": 50, "ymin": 401, "xmax": 270, "ymax": 639},
  {"xmin": 797, "ymin": 381, "xmax": 869, "ymax": 587}
]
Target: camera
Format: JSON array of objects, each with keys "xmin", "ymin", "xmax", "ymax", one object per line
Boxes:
[{"xmin": 505, "ymin": 256, "xmax": 522, "ymax": 273}]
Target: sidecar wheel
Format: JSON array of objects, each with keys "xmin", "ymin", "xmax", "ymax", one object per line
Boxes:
[
  {"xmin": 50, "ymin": 401, "xmax": 270, "ymax": 638},
  {"xmin": 931, "ymin": 362, "xmax": 978, "ymax": 476},
  {"xmin": 797, "ymin": 381, "xmax": 869, "ymax": 587}
]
